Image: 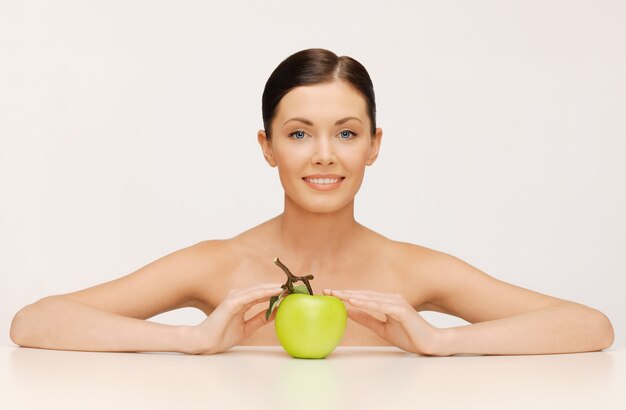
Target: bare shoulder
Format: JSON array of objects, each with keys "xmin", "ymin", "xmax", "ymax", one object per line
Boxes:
[
  {"xmin": 191, "ymin": 238, "xmax": 237, "ymax": 267},
  {"xmin": 193, "ymin": 221, "xmax": 273, "ymax": 265},
  {"xmin": 190, "ymin": 221, "xmax": 280, "ymax": 299},
  {"xmin": 352, "ymin": 229, "xmax": 438, "ymax": 306},
  {"xmin": 160, "ymin": 238, "xmax": 235, "ymax": 284},
  {"xmin": 365, "ymin": 232, "xmax": 459, "ymax": 307},
  {"xmin": 54, "ymin": 238, "xmax": 241, "ymax": 319},
  {"xmin": 190, "ymin": 235, "xmax": 264, "ymax": 280},
  {"xmin": 187, "ymin": 237, "xmax": 250, "ymax": 290},
  {"xmin": 385, "ymin": 239, "xmax": 445, "ymax": 266},
  {"xmin": 363, "ymin": 228, "xmax": 448, "ymax": 275},
  {"xmin": 380, "ymin": 237, "xmax": 569, "ymax": 321},
  {"xmin": 385, "ymin": 235, "xmax": 476, "ymax": 277}
]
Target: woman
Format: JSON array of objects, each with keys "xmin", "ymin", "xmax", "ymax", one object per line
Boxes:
[{"xmin": 10, "ymin": 48, "xmax": 614, "ymax": 356}]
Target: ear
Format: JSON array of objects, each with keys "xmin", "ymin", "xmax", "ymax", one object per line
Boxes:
[
  {"xmin": 366, "ymin": 127, "xmax": 383, "ymax": 166},
  {"xmin": 257, "ymin": 130, "xmax": 277, "ymax": 167}
]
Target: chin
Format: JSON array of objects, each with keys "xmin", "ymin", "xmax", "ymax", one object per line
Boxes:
[{"xmin": 293, "ymin": 196, "xmax": 354, "ymax": 214}]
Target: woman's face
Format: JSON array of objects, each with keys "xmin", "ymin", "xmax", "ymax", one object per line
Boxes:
[{"xmin": 258, "ymin": 80, "xmax": 382, "ymax": 214}]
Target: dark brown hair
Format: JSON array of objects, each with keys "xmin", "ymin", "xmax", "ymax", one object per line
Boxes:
[{"xmin": 262, "ymin": 48, "xmax": 376, "ymax": 139}]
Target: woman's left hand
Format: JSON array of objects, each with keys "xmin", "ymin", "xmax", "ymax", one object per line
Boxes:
[{"xmin": 323, "ymin": 289, "xmax": 444, "ymax": 356}]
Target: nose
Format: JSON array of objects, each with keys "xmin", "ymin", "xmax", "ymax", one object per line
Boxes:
[{"xmin": 311, "ymin": 136, "xmax": 337, "ymax": 166}]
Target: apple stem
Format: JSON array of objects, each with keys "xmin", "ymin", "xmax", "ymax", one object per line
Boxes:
[{"xmin": 274, "ymin": 257, "xmax": 314, "ymax": 295}]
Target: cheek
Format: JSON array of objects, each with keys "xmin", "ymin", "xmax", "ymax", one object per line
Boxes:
[
  {"xmin": 336, "ymin": 144, "xmax": 371, "ymax": 171},
  {"xmin": 274, "ymin": 145, "xmax": 308, "ymax": 175},
  {"xmin": 273, "ymin": 140, "xmax": 371, "ymax": 176}
]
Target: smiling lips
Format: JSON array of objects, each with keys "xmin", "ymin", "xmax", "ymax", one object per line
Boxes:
[{"xmin": 302, "ymin": 174, "xmax": 345, "ymax": 191}]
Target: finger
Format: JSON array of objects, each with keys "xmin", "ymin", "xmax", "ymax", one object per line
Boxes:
[
  {"xmin": 325, "ymin": 289, "xmax": 399, "ymax": 297},
  {"xmin": 347, "ymin": 309, "xmax": 387, "ymax": 340},
  {"xmin": 347, "ymin": 297, "xmax": 410, "ymax": 321},
  {"xmin": 325, "ymin": 289, "xmax": 403, "ymax": 300},
  {"xmin": 345, "ymin": 293, "xmax": 405, "ymax": 305},
  {"xmin": 243, "ymin": 309, "xmax": 273, "ymax": 338},
  {"xmin": 327, "ymin": 292, "xmax": 363, "ymax": 304},
  {"xmin": 327, "ymin": 291, "xmax": 403, "ymax": 306},
  {"xmin": 230, "ymin": 283, "xmax": 285, "ymax": 297},
  {"xmin": 239, "ymin": 288, "xmax": 289, "ymax": 315},
  {"xmin": 227, "ymin": 287, "xmax": 284, "ymax": 314},
  {"xmin": 237, "ymin": 286, "xmax": 285, "ymax": 302}
]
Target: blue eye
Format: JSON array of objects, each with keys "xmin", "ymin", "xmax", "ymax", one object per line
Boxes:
[
  {"xmin": 339, "ymin": 130, "xmax": 356, "ymax": 139},
  {"xmin": 291, "ymin": 131, "xmax": 306, "ymax": 140}
]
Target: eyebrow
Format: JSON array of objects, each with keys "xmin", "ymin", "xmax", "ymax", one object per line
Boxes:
[{"xmin": 282, "ymin": 116, "xmax": 362, "ymax": 126}]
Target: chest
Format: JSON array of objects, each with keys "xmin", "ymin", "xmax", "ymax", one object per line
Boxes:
[
  {"xmin": 219, "ymin": 254, "xmax": 409, "ymax": 302},
  {"xmin": 205, "ymin": 253, "xmax": 421, "ymax": 346}
]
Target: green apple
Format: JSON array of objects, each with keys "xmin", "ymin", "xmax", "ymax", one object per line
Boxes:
[{"xmin": 275, "ymin": 293, "xmax": 347, "ymax": 359}]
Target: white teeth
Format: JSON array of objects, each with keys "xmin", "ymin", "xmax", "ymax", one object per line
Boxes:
[{"xmin": 305, "ymin": 178, "xmax": 342, "ymax": 185}]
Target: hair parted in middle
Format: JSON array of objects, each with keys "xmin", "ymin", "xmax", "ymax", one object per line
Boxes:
[{"xmin": 261, "ymin": 48, "xmax": 377, "ymax": 140}]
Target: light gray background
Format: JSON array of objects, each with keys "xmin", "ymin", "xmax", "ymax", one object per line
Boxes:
[{"xmin": 1, "ymin": 0, "xmax": 624, "ymax": 347}]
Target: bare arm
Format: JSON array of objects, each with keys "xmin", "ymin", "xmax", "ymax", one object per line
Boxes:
[
  {"xmin": 11, "ymin": 240, "xmax": 222, "ymax": 353},
  {"xmin": 420, "ymin": 252, "xmax": 615, "ymax": 355},
  {"xmin": 10, "ymin": 296, "xmax": 194, "ymax": 353},
  {"xmin": 328, "ymin": 244, "xmax": 614, "ymax": 356}
]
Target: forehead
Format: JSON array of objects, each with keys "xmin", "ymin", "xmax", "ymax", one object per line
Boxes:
[{"xmin": 274, "ymin": 80, "xmax": 368, "ymax": 124}]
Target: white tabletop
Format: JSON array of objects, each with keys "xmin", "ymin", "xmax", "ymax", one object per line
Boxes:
[{"xmin": 1, "ymin": 345, "xmax": 624, "ymax": 410}]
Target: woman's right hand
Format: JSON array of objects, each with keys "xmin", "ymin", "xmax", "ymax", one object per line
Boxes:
[{"xmin": 186, "ymin": 283, "xmax": 285, "ymax": 355}]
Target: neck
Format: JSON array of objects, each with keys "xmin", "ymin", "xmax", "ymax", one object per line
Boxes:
[{"xmin": 277, "ymin": 194, "xmax": 362, "ymax": 265}]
